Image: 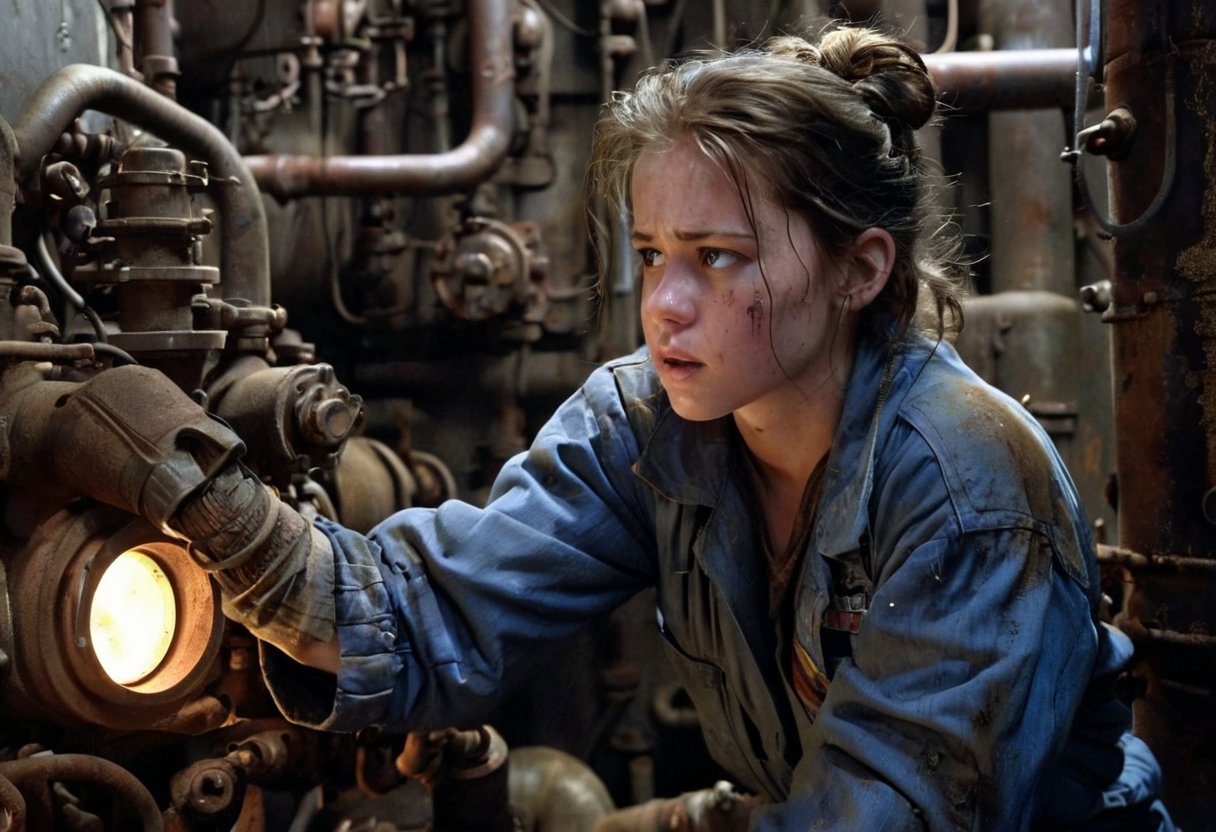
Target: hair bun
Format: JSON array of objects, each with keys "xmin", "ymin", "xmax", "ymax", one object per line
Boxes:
[{"xmin": 788, "ymin": 27, "xmax": 937, "ymax": 133}]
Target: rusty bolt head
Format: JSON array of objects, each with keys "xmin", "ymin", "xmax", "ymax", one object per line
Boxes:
[
  {"xmin": 457, "ymin": 251, "xmax": 494, "ymax": 283},
  {"xmin": 303, "ymin": 397, "xmax": 359, "ymax": 446}
]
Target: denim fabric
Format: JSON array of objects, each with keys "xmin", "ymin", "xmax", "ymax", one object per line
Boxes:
[{"xmin": 259, "ymin": 332, "xmax": 1165, "ymax": 831}]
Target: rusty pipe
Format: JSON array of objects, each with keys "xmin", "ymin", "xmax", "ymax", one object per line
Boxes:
[
  {"xmin": 243, "ymin": 0, "xmax": 513, "ymax": 198},
  {"xmin": 11, "ymin": 65, "xmax": 270, "ymax": 307},
  {"xmin": 135, "ymin": 0, "xmax": 179, "ymax": 99},
  {"xmin": 924, "ymin": 48, "xmax": 1080, "ymax": 111},
  {"xmin": 0, "ymin": 754, "xmax": 164, "ymax": 832}
]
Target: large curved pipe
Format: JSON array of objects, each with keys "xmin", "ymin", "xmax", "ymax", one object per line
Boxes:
[
  {"xmin": 12, "ymin": 66, "xmax": 270, "ymax": 307},
  {"xmin": 0, "ymin": 754, "xmax": 164, "ymax": 832},
  {"xmin": 243, "ymin": 0, "xmax": 513, "ymax": 199},
  {"xmin": 924, "ymin": 48, "xmax": 1080, "ymax": 112}
]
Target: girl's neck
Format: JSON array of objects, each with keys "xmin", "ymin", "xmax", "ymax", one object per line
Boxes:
[
  {"xmin": 733, "ymin": 367, "xmax": 847, "ymax": 493},
  {"xmin": 737, "ymin": 409, "xmax": 835, "ymax": 556}
]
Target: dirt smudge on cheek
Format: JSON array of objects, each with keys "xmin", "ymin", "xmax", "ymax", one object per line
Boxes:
[{"xmin": 746, "ymin": 290, "xmax": 764, "ymax": 337}]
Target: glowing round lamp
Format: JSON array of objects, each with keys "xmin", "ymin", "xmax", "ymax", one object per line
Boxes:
[{"xmin": 90, "ymin": 549, "xmax": 178, "ymax": 685}]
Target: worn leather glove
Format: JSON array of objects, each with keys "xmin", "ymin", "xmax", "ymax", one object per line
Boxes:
[
  {"xmin": 172, "ymin": 462, "xmax": 337, "ymax": 648},
  {"xmin": 0, "ymin": 364, "xmax": 244, "ymax": 532}
]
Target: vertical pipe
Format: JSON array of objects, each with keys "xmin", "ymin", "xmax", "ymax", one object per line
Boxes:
[
  {"xmin": 1103, "ymin": 1, "xmax": 1216, "ymax": 826},
  {"xmin": 972, "ymin": 0, "xmax": 1081, "ymax": 470},
  {"xmin": 980, "ymin": 0, "xmax": 1075, "ymax": 297},
  {"xmin": 134, "ymin": 0, "xmax": 179, "ymax": 99}
]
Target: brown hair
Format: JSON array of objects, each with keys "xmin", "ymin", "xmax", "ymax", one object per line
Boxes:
[{"xmin": 586, "ymin": 24, "xmax": 965, "ymax": 339}]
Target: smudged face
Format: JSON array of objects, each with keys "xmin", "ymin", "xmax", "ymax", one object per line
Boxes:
[{"xmin": 632, "ymin": 138, "xmax": 850, "ymax": 425}]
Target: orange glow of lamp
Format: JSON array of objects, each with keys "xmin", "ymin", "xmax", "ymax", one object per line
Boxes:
[
  {"xmin": 1, "ymin": 509, "xmax": 224, "ymax": 729},
  {"xmin": 90, "ymin": 548, "xmax": 178, "ymax": 685}
]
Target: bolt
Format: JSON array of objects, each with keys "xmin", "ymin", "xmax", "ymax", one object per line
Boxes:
[
  {"xmin": 1079, "ymin": 280, "xmax": 1112, "ymax": 314},
  {"xmin": 458, "ymin": 251, "xmax": 494, "ymax": 283},
  {"xmin": 302, "ymin": 397, "xmax": 358, "ymax": 446}
]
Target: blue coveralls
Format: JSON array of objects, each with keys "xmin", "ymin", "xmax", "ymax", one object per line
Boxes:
[{"xmin": 258, "ymin": 329, "xmax": 1170, "ymax": 830}]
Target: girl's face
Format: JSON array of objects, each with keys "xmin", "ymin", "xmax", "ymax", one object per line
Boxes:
[{"xmin": 631, "ymin": 138, "xmax": 851, "ymax": 425}]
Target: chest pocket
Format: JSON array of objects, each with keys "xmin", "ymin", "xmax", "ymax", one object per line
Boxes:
[
  {"xmin": 794, "ymin": 539, "xmax": 876, "ymax": 688},
  {"xmin": 655, "ymin": 614, "xmax": 791, "ymax": 799}
]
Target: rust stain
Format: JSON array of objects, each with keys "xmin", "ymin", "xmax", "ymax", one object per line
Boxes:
[{"xmin": 1176, "ymin": 41, "xmax": 1216, "ymax": 283}]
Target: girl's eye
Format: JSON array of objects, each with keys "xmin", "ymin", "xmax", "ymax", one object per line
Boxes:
[
  {"xmin": 637, "ymin": 248, "xmax": 665, "ymax": 268},
  {"xmin": 700, "ymin": 248, "xmax": 739, "ymax": 270}
]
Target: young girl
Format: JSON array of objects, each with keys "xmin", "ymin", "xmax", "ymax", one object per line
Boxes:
[{"xmin": 128, "ymin": 24, "xmax": 1172, "ymax": 831}]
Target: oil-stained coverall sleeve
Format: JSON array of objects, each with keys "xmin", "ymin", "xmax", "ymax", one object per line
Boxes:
[
  {"xmin": 258, "ymin": 365, "xmax": 657, "ymax": 732},
  {"xmin": 751, "ymin": 419, "xmax": 1115, "ymax": 831}
]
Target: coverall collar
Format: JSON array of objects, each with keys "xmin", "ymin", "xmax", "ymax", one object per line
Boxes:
[{"xmin": 633, "ymin": 324, "xmax": 934, "ymax": 558}]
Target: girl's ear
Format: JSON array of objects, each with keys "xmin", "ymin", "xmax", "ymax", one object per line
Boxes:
[{"xmin": 842, "ymin": 228, "xmax": 895, "ymax": 311}]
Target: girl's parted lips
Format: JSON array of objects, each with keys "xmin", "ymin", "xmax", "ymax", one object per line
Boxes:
[{"xmin": 655, "ymin": 346, "xmax": 703, "ymax": 367}]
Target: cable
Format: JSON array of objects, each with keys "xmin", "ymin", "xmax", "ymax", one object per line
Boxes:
[
  {"xmin": 1065, "ymin": 5, "xmax": 1175, "ymax": 238},
  {"xmin": 32, "ymin": 234, "xmax": 109, "ymax": 343},
  {"xmin": 91, "ymin": 341, "xmax": 139, "ymax": 366},
  {"xmin": 932, "ymin": 0, "xmax": 958, "ymax": 54}
]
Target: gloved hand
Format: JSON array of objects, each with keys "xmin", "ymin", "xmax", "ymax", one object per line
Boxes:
[
  {"xmin": 0, "ymin": 363, "xmax": 337, "ymax": 652},
  {"xmin": 173, "ymin": 461, "xmax": 338, "ymax": 649}
]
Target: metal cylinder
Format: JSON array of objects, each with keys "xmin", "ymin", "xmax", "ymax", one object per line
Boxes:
[
  {"xmin": 0, "ymin": 506, "xmax": 223, "ymax": 731},
  {"xmin": 1102, "ymin": 2, "xmax": 1216, "ymax": 827}
]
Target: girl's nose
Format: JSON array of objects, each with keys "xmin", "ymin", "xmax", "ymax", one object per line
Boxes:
[{"xmin": 641, "ymin": 267, "xmax": 696, "ymax": 329}]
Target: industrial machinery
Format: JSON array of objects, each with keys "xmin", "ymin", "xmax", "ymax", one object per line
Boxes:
[{"xmin": 0, "ymin": 0, "xmax": 1212, "ymax": 829}]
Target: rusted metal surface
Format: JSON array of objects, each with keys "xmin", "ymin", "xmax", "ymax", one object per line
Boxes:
[
  {"xmin": 169, "ymin": 758, "xmax": 244, "ymax": 828},
  {"xmin": 244, "ymin": 44, "xmax": 1081, "ymax": 201},
  {"xmin": 134, "ymin": 0, "xmax": 179, "ymax": 99},
  {"xmin": 243, "ymin": 0, "xmax": 513, "ymax": 199},
  {"xmin": 0, "ymin": 507, "xmax": 221, "ymax": 730},
  {"xmin": 0, "ymin": 753, "xmax": 164, "ymax": 832},
  {"xmin": 80, "ymin": 145, "xmax": 225, "ymax": 386},
  {"xmin": 923, "ymin": 49, "xmax": 1079, "ymax": 112},
  {"xmin": 208, "ymin": 356, "xmax": 365, "ymax": 485},
  {"xmin": 981, "ymin": 0, "xmax": 1076, "ymax": 297},
  {"xmin": 0, "ymin": 118, "xmax": 15, "ymax": 249},
  {"xmin": 0, "ymin": 772, "xmax": 24, "ymax": 832},
  {"xmin": 399, "ymin": 726, "xmax": 515, "ymax": 832},
  {"xmin": 1102, "ymin": 0, "xmax": 1216, "ymax": 825}
]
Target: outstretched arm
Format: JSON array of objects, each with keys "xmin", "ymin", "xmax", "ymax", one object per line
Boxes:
[{"xmin": 178, "ymin": 363, "xmax": 659, "ymax": 733}]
